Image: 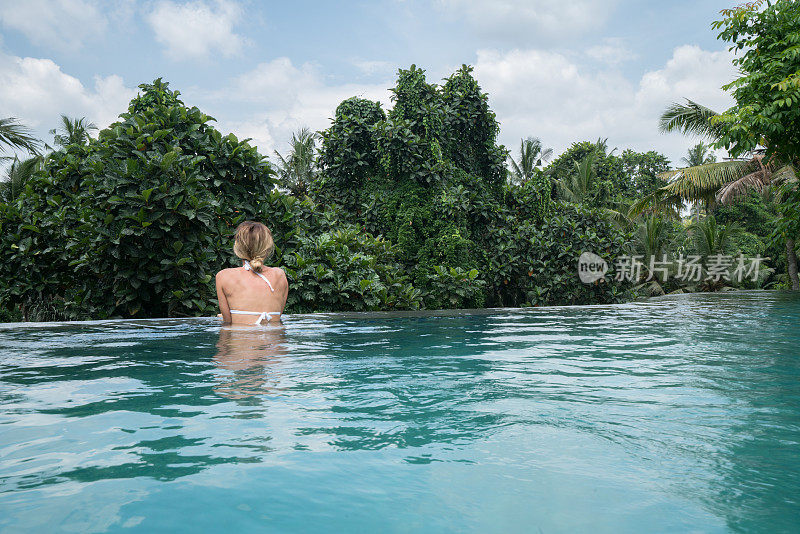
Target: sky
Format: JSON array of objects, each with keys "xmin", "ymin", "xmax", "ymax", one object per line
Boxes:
[{"xmin": 0, "ymin": 0, "xmax": 740, "ymax": 167}]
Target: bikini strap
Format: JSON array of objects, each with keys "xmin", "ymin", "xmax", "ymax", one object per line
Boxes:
[{"xmin": 243, "ymin": 261, "xmax": 275, "ymax": 292}]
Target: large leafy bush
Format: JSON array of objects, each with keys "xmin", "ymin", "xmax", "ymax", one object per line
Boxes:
[{"xmin": 0, "ymin": 80, "xmax": 273, "ymax": 320}]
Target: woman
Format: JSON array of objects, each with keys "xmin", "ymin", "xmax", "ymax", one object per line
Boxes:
[{"xmin": 216, "ymin": 221, "xmax": 288, "ymax": 324}]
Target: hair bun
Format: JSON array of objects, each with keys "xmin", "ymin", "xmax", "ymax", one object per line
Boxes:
[{"xmin": 250, "ymin": 258, "xmax": 264, "ymax": 271}]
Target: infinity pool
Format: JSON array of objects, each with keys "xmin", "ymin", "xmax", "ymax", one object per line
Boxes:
[{"xmin": 1, "ymin": 292, "xmax": 799, "ymax": 533}]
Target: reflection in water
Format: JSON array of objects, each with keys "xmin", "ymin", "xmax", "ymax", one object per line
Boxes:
[{"xmin": 213, "ymin": 325, "xmax": 288, "ymax": 399}]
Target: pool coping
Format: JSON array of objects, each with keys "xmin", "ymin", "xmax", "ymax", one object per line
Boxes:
[{"xmin": 0, "ymin": 289, "xmax": 789, "ymax": 328}]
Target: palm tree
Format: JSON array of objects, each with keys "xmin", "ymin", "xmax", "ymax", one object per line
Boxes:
[
  {"xmin": 691, "ymin": 215, "xmax": 738, "ymax": 261},
  {"xmin": 557, "ymin": 151, "xmax": 629, "ymax": 226},
  {"xmin": 680, "ymin": 143, "xmax": 717, "ymax": 221},
  {"xmin": 508, "ymin": 137, "xmax": 552, "ymax": 184},
  {"xmin": 49, "ymin": 115, "xmax": 97, "ymax": 148},
  {"xmin": 637, "ymin": 214, "xmax": 669, "ymax": 260},
  {"xmin": 557, "ymin": 151, "xmax": 595, "ymax": 204},
  {"xmin": 0, "ymin": 156, "xmax": 42, "ymax": 203},
  {"xmin": 274, "ymin": 127, "xmax": 318, "ymax": 196},
  {"xmin": 0, "ymin": 117, "xmax": 41, "ymax": 157},
  {"xmin": 682, "ymin": 142, "xmax": 717, "ymax": 167}
]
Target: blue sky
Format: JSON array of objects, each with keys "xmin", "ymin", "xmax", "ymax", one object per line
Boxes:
[{"xmin": 0, "ymin": 0, "xmax": 738, "ymax": 165}]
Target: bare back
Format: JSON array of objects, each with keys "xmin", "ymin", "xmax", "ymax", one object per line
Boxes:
[{"xmin": 216, "ymin": 264, "xmax": 288, "ymax": 324}]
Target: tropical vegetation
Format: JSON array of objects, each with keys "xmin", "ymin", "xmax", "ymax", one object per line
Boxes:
[
  {"xmin": 631, "ymin": 0, "xmax": 799, "ymax": 290},
  {"xmin": 0, "ymin": 0, "xmax": 797, "ymax": 321}
]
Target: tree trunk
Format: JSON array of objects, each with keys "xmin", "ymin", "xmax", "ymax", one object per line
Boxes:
[{"xmin": 787, "ymin": 238, "xmax": 800, "ymax": 291}]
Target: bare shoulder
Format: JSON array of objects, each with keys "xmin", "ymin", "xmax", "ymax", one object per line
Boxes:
[
  {"xmin": 215, "ymin": 267, "xmax": 239, "ymax": 280},
  {"xmin": 270, "ymin": 267, "xmax": 288, "ymax": 286}
]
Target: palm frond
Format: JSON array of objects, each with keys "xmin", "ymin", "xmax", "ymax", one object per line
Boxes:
[
  {"xmin": 660, "ymin": 160, "xmax": 755, "ymax": 200},
  {"xmin": 0, "ymin": 155, "xmax": 43, "ymax": 203},
  {"xmin": 0, "ymin": 117, "xmax": 41, "ymax": 155},
  {"xmin": 717, "ymin": 169, "xmax": 771, "ymax": 204},
  {"xmin": 659, "ymin": 99, "xmax": 724, "ymax": 139},
  {"xmin": 628, "ymin": 189, "xmax": 684, "ymax": 219},
  {"xmin": 690, "ymin": 215, "xmax": 739, "ymax": 259},
  {"xmin": 558, "ymin": 152, "xmax": 595, "ymax": 203},
  {"xmin": 274, "ymin": 127, "xmax": 319, "ymax": 196},
  {"xmin": 50, "ymin": 115, "xmax": 98, "ymax": 147},
  {"xmin": 508, "ymin": 136, "xmax": 551, "ymax": 184},
  {"xmin": 770, "ymin": 164, "xmax": 797, "ymax": 185}
]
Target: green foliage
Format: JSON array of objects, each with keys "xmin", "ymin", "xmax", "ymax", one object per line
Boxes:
[
  {"xmin": 1, "ymin": 68, "xmax": 637, "ymax": 321},
  {"xmin": 558, "ymin": 152, "xmax": 602, "ymax": 205},
  {"xmin": 620, "ymin": 149, "xmax": 671, "ymax": 198},
  {"xmin": 713, "ymin": 190, "xmax": 777, "ymax": 235},
  {"xmin": 423, "ymin": 266, "xmax": 485, "ymax": 309},
  {"xmin": 690, "ymin": 215, "xmax": 739, "ymax": 260},
  {"xmin": 274, "ymin": 127, "xmax": 318, "ymax": 196},
  {"xmin": 283, "ymin": 226, "xmax": 422, "ymax": 313},
  {"xmin": 711, "ymin": 1, "xmax": 800, "ymax": 289},
  {"xmin": 730, "ymin": 231, "xmax": 766, "ymax": 259},
  {"xmin": 484, "ymin": 203, "xmax": 632, "ymax": 307},
  {"xmin": 380, "ymin": 66, "xmax": 448, "ymax": 186},
  {"xmin": 681, "ymin": 142, "xmax": 716, "ymax": 167},
  {"xmin": 318, "ymin": 97, "xmax": 385, "ymax": 188},
  {"xmin": 375, "ymin": 118, "xmax": 446, "ymax": 186},
  {"xmin": 317, "ymin": 65, "xmax": 630, "ymax": 310},
  {"xmin": 49, "ymin": 115, "xmax": 97, "ymax": 148},
  {"xmin": 713, "ymin": 0, "xmax": 800, "ymax": 166},
  {"xmin": 441, "ymin": 65, "xmax": 507, "ymax": 185},
  {"xmin": 659, "ymin": 99, "xmax": 724, "ymax": 140},
  {"xmin": 505, "ymin": 170, "xmax": 552, "ymax": 225},
  {"xmin": 547, "ymin": 140, "xmax": 621, "ymax": 204},
  {"xmin": 508, "ymin": 137, "xmax": 553, "ymax": 185},
  {"xmin": 0, "ymin": 156, "xmax": 43, "ymax": 204},
  {"xmin": 0, "ymin": 79, "xmax": 274, "ymax": 320},
  {"xmin": 549, "ymin": 141, "xmax": 672, "ymax": 207},
  {"xmin": 636, "ymin": 215, "xmax": 669, "ymax": 259}
]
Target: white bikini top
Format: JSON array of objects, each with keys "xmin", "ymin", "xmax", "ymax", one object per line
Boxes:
[
  {"xmin": 229, "ymin": 261, "xmax": 279, "ymax": 325},
  {"xmin": 243, "ymin": 260, "xmax": 275, "ymax": 291}
]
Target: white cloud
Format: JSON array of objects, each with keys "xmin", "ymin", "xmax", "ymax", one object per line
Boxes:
[
  {"xmin": 196, "ymin": 57, "xmax": 392, "ymax": 155},
  {"xmin": 473, "ymin": 45, "xmax": 737, "ymax": 164},
  {"xmin": 636, "ymin": 45, "xmax": 736, "ymax": 113},
  {"xmin": 147, "ymin": 0, "xmax": 245, "ymax": 61},
  {"xmin": 0, "ymin": 51, "xmax": 136, "ymax": 146},
  {"xmin": 353, "ymin": 59, "xmax": 396, "ymax": 77},
  {"xmin": 436, "ymin": 0, "xmax": 618, "ymax": 42},
  {"xmin": 0, "ymin": 0, "xmax": 108, "ymax": 51},
  {"xmin": 586, "ymin": 38, "xmax": 636, "ymax": 66}
]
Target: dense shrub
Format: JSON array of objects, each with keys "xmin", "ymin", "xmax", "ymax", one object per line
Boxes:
[
  {"xmin": 318, "ymin": 97, "xmax": 385, "ymax": 188},
  {"xmin": 0, "ymin": 80, "xmax": 273, "ymax": 320},
  {"xmin": 283, "ymin": 226, "xmax": 422, "ymax": 313},
  {"xmin": 483, "ymin": 203, "xmax": 631, "ymax": 307},
  {"xmin": 441, "ymin": 65, "xmax": 506, "ymax": 186}
]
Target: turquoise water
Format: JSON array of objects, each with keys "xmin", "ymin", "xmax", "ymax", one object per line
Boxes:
[{"xmin": 1, "ymin": 292, "xmax": 799, "ymax": 533}]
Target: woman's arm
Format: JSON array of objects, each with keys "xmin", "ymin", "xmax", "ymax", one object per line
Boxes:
[
  {"xmin": 216, "ymin": 271, "xmax": 232, "ymax": 324},
  {"xmin": 273, "ymin": 267, "xmax": 289, "ymax": 313}
]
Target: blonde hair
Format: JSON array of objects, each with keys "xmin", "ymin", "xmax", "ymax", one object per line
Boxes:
[{"xmin": 233, "ymin": 221, "xmax": 274, "ymax": 272}]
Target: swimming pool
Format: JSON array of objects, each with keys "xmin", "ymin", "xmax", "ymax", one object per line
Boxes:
[{"xmin": 1, "ymin": 291, "xmax": 798, "ymax": 533}]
